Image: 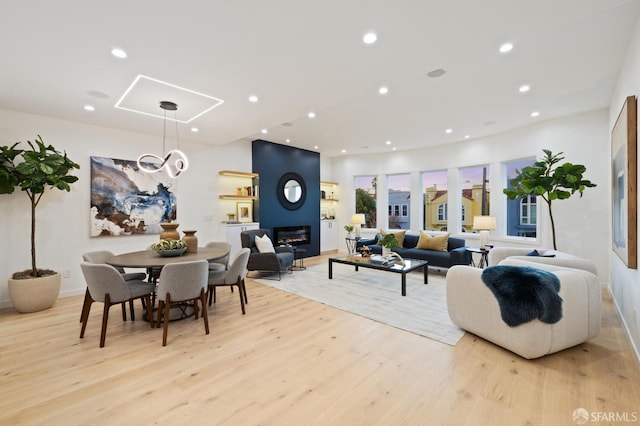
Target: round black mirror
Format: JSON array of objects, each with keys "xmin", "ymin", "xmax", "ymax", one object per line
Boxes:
[{"xmin": 277, "ymin": 172, "xmax": 306, "ymax": 210}]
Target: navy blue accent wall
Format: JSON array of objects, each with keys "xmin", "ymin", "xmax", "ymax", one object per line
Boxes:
[{"xmin": 252, "ymin": 140, "xmax": 320, "ymax": 257}]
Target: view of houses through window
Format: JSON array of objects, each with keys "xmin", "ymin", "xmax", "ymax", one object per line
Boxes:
[
  {"xmin": 505, "ymin": 158, "xmax": 537, "ymax": 237},
  {"xmin": 387, "ymin": 174, "xmax": 411, "ymax": 229},
  {"xmin": 460, "ymin": 165, "xmax": 490, "ymax": 233},
  {"xmin": 354, "ymin": 159, "xmax": 537, "ymax": 239}
]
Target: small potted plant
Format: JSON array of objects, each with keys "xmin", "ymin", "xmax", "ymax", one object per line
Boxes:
[
  {"xmin": 0, "ymin": 135, "xmax": 80, "ymax": 313},
  {"xmin": 344, "ymin": 224, "xmax": 354, "ymax": 237},
  {"xmin": 226, "ymin": 212, "xmax": 236, "ymax": 222},
  {"xmin": 379, "ymin": 233, "xmax": 398, "ymax": 257}
]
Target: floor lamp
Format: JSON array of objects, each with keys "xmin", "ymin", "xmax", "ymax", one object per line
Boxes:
[{"xmin": 473, "ymin": 215, "xmax": 496, "ymax": 249}]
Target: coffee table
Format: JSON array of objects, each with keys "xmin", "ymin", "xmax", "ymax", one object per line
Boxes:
[{"xmin": 328, "ymin": 255, "xmax": 428, "ymax": 296}]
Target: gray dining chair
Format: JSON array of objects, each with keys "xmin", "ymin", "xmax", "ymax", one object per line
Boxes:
[
  {"xmin": 207, "ymin": 248, "xmax": 251, "ymax": 314},
  {"xmin": 79, "ymin": 262, "xmax": 155, "ymax": 348},
  {"xmin": 204, "ymin": 241, "xmax": 231, "ymax": 272},
  {"xmin": 82, "ymin": 250, "xmax": 148, "ymax": 321},
  {"xmin": 155, "ymin": 260, "xmax": 210, "ymax": 346}
]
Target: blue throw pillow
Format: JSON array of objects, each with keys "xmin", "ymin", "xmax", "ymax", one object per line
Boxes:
[{"xmin": 526, "ymin": 249, "xmax": 541, "ymax": 256}]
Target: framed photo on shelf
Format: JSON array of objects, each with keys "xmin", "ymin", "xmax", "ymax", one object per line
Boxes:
[{"xmin": 236, "ymin": 201, "xmax": 253, "ymax": 223}]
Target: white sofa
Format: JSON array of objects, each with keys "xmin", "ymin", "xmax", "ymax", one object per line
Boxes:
[{"xmin": 446, "ymin": 248, "xmax": 601, "ymax": 359}]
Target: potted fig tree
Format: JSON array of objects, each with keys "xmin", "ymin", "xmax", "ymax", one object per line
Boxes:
[{"xmin": 0, "ymin": 135, "xmax": 80, "ymax": 312}]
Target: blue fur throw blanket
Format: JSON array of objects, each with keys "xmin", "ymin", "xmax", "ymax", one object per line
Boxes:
[{"xmin": 481, "ymin": 265, "xmax": 563, "ymax": 327}]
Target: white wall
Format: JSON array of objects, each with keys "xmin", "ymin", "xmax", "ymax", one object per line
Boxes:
[
  {"xmin": 0, "ymin": 109, "xmax": 252, "ymax": 307},
  {"xmin": 330, "ymin": 109, "xmax": 610, "ymax": 281},
  {"xmin": 609, "ymin": 14, "xmax": 640, "ymax": 358}
]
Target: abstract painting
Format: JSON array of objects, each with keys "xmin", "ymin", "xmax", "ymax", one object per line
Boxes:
[
  {"xmin": 90, "ymin": 156, "xmax": 177, "ymax": 237},
  {"xmin": 611, "ymin": 96, "xmax": 637, "ymax": 268}
]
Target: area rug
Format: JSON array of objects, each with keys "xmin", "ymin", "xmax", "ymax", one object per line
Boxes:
[{"xmin": 254, "ymin": 263, "xmax": 465, "ymax": 346}]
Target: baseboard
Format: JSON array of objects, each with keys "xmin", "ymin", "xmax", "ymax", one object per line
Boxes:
[{"xmin": 607, "ymin": 284, "xmax": 640, "ymax": 367}]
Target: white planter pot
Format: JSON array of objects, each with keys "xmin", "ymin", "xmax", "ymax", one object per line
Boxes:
[
  {"xmin": 8, "ymin": 272, "xmax": 61, "ymax": 313},
  {"xmin": 382, "ymin": 247, "xmax": 391, "ymax": 257}
]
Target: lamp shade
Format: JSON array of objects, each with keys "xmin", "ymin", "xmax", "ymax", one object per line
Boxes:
[
  {"xmin": 351, "ymin": 214, "xmax": 366, "ymax": 225},
  {"xmin": 473, "ymin": 215, "xmax": 496, "ymax": 230}
]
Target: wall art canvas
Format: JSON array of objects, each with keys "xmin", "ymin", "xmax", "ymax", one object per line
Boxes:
[
  {"xmin": 90, "ymin": 156, "xmax": 177, "ymax": 237},
  {"xmin": 611, "ymin": 95, "xmax": 637, "ymax": 268}
]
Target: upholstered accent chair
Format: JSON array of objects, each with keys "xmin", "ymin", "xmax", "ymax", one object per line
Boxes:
[
  {"xmin": 82, "ymin": 250, "xmax": 148, "ymax": 321},
  {"xmin": 208, "ymin": 248, "xmax": 251, "ymax": 313},
  {"xmin": 79, "ymin": 262, "xmax": 155, "ymax": 348},
  {"xmin": 155, "ymin": 260, "xmax": 210, "ymax": 346},
  {"xmin": 446, "ymin": 251, "xmax": 601, "ymax": 359},
  {"xmin": 240, "ymin": 229, "xmax": 294, "ymax": 280}
]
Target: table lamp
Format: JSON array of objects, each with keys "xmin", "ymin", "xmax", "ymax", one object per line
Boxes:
[
  {"xmin": 473, "ymin": 215, "xmax": 496, "ymax": 249},
  {"xmin": 351, "ymin": 213, "xmax": 366, "ymax": 239}
]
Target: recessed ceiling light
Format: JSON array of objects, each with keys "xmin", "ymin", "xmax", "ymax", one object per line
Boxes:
[
  {"xmin": 465, "ymin": 134, "xmax": 470, "ymax": 139},
  {"xmin": 308, "ymin": 112, "xmax": 316, "ymax": 119},
  {"xmin": 191, "ymin": 127, "xmax": 199, "ymax": 132},
  {"xmin": 341, "ymin": 149, "xmax": 346, "ymax": 153},
  {"xmin": 531, "ymin": 111, "xmax": 540, "ymax": 117},
  {"xmin": 83, "ymin": 105, "xmax": 95, "ymax": 111},
  {"xmin": 519, "ymin": 84, "xmax": 531, "ymax": 93},
  {"xmin": 286, "ymin": 139, "xmax": 291, "ymax": 143},
  {"xmin": 248, "ymin": 95, "xmax": 258, "ymax": 103},
  {"xmin": 111, "ymin": 48, "xmax": 127, "ymax": 59},
  {"xmin": 445, "ymin": 128, "xmax": 453, "ymax": 134},
  {"xmin": 363, "ymin": 32, "xmax": 377, "ymax": 45},
  {"xmin": 385, "ymin": 140, "xmax": 391, "ymax": 145},
  {"xmin": 499, "ymin": 42, "xmax": 514, "ymax": 53},
  {"xmin": 378, "ymin": 86, "xmax": 389, "ymax": 95},
  {"xmin": 314, "ymin": 146, "xmax": 319, "ymax": 150},
  {"xmin": 261, "ymin": 129, "xmax": 268, "ymax": 134},
  {"xmin": 392, "ymin": 147, "xmax": 397, "ymax": 151},
  {"xmin": 427, "ymin": 68, "xmax": 446, "ymax": 78}
]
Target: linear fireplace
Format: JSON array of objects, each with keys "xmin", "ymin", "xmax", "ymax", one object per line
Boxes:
[{"xmin": 273, "ymin": 225, "xmax": 311, "ymax": 246}]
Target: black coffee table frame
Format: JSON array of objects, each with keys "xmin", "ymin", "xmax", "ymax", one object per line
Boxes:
[{"xmin": 328, "ymin": 256, "xmax": 428, "ymax": 296}]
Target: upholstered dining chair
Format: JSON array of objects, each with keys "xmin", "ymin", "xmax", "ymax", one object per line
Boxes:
[
  {"xmin": 82, "ymin": 250, "xmax": 148, "ymax": 321},
  {"xmin": 204, "ymin": 241, "xmax": 231, "ymax": 272},
  {"xmin": 155, "ymin": 260, "xmax": 210, "ymax": 346},
  {"xmin": 207, "ymin": 248, "xmax": 251, "ymax": 314},
  {"xmin": 79, "ymin": 262, "xmax": 155, "ymax": 348}
]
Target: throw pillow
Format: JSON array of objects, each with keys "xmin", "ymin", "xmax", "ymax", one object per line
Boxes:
[
  {"xmin": 378, "ymin": 229, "xmax": 406, "ymax": 247},
  {"xmin": 526, "ymin": 250, "xmax": 541, "ymax": 256},
  {"xmin": 255, "ymin": 234, "xmax": 275, "ymax": 253},
  {"xmin": 416, "ymin": 231, "xmax": 449, "ymax": 251}
]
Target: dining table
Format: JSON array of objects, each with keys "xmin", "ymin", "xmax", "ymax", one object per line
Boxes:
[
  {"xmin": 106, "ymin": 246, "xmax": 229, "ymax": 322},
  {"xmin": 106, "ymin": 246, "xmax": 229, "ymax": 269}
]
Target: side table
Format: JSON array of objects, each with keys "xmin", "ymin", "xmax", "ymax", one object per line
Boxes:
[
  {"xmin": 345, "ymin": 237, "xmax": 359, "ymax": 255},
  {"xmin": 467, "ymin": 247, "xmax": 489, "ymax": 268},
  {"xmin": 291, "ymin": 247, "xmax": 307, "ymax": 271}
]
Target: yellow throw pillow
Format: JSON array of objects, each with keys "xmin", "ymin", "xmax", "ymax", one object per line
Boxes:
[
  {"xmin": 379, "ymin": 229, "xmax": 406, "ymax": 248},
  {"xmin": 416, "ymin": 231, "xmax": 449, "ymax": 252}
]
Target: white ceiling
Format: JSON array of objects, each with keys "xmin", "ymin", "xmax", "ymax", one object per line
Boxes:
[{"xmin": 1, "ymin": 1, "xmax": 639, "ymax": 157}]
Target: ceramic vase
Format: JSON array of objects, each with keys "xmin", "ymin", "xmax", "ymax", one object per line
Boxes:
[
  {"xmin": 382, "ymin": 247, "xmax": 391, "ymax": 257},
  {"xmin": 182, "ymin": 230, "xmax": 198, "ymax": 253},
  {"xmin": 159, "ymin": 222, "xmax": 180, "ymax": 240}
]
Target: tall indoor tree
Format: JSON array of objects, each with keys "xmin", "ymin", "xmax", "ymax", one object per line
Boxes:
[{"xmin": 503, "ymin": 149, "xmax": 596, "ymax": 250}]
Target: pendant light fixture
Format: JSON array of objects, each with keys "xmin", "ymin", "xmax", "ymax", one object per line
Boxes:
[{"xmin": 137, "ymin": 101, "xmax": 189, "ymax": 178}]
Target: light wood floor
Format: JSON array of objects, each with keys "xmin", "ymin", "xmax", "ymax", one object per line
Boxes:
[{"xmin": 1, "ymin": 254, "xmax": 639, "ymax": 425}]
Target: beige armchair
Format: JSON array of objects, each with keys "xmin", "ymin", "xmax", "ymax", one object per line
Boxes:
[{"xmin": 446, "ymin": 254, "xmax": 601, "ymax": 359}]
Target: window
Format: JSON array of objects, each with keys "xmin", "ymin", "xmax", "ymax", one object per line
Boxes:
[
  {"xmin": 437, "ymin": 203, "xmax": 448, "ymax": 221},
  {"xmin": 354, "ymin": 175, "xmax": 377, "ymax": 229},
  {"xmin": 460, "ymin": 165, "xmax": 489, "ymax": 232},
  {"xmin": 505, "ymin": 158, "xmax": 537, "ymax": 238},
  {"xmin": 422, "ymin": 170, "xmax": 448, "ymax": 231},
  {"xmin": 387, "ymin": 174, "xmax": 410, "ymax": 229}
]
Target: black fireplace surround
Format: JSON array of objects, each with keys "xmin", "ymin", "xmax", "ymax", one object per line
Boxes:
[{"xmin": 274, "ymin": 225, "xmax": 311, "ymax": 246}]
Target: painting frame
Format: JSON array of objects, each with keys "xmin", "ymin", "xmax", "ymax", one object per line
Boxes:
[
  {"xmin": 236, "ymin": 201, "xmax": 253, "ymax": 223},
  {"xmin": 612, "ymin": 95, "xmax": 637, "ymax": 269}
]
